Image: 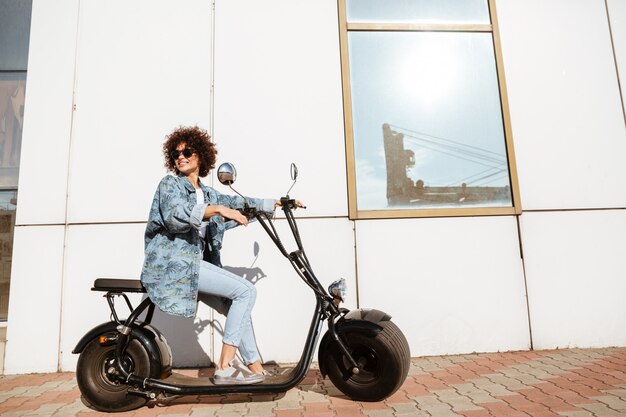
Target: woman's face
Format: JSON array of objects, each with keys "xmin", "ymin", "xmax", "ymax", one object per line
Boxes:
[{"xmin": 172, "ymin": 142, "xmax": 200, "ymax": 176}]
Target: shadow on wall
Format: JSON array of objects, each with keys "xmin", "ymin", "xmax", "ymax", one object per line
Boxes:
[{"xmin": 144, "ymin": 257, "xmax": 267, "ymax": 368}]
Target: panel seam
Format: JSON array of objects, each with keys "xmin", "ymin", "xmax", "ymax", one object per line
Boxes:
[{"xmin": 605, "ymin": 0, "xmax": 626, "ymax": 125}]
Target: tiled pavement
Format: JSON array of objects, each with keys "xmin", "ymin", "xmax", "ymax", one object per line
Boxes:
[{"xmin": 3, "ymin": 348, "xmax": 626, "ymax": 416}]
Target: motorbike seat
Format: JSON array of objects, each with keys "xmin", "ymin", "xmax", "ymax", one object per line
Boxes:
[{"xmin": 92, "ymin": 278, "xmax": 146, "ymax": 293}]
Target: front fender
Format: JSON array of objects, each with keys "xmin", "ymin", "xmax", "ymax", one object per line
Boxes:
[{"xmin": 318, "ymin": 308, "xmax": 392, "ymax": 376}]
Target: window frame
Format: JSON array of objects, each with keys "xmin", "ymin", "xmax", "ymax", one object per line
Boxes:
[{"xmin": 338, "ymin": 0, "xmax": 521, "ymax": 219}]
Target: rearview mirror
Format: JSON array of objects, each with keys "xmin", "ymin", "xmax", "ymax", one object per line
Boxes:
[
  {"xmin": 217, "ymin": 163, "xmax": 237, "ymax": 185},
  {"xmin": 290, "ymin": 163, "xmax": 298, "ymax": 181}
]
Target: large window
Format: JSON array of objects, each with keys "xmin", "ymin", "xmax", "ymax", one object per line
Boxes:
[
  {"xmin": 339, "ymin": 0, "xmax": 520, "ymax": 218},
  {"xmin": 0, "ymin": 0, "xmax": 32, "ymax": 320}
]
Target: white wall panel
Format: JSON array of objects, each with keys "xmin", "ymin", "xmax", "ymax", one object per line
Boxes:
[
  {"xmin": 497, "ymin": 0, "xmax": 626, "ymax": 210},
  {"xmin": 217, "ymin": 217, "xmax": 356, "ymax": 364},
  {"xmin": 66, "ymin": 0, "xmax": 212, "ymax": 224},
  {"xmin": 608, "ymin": 0, "xmax": 626, "ymax": 104},
  {"xmin": 520, "ymin": 210, "xmax": 626, "ymax": 349},
  {"xmin": 4, "ymin": 226, "xmax": 65, "ymax": 374},
  {"xmin": 58, "ymin": 223, "xmax": 155, "ymax": 371},
  {"xmin": 60, "ymin": 222, "xmax": 220, "ymax": 370},
  {"xmin": 356, "ymin": 216, "xmax": 529, "ymax": 356},
  {"xmin": 15, "ymin": 0, "xmax": 79, "ymax": 225},
  {"xmin": 213, "ymin": 0, "xmax": 347, "ymax": 218}
]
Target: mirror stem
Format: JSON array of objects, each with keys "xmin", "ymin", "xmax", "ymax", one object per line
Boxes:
[{"xmin": 229, "ymin": 185, "xmax": 249, "ymax": 208}]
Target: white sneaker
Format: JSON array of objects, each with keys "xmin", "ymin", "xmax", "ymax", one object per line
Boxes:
[{"xmin": 214, "ymin": 359, "xmax": 265, "ymax": 385}]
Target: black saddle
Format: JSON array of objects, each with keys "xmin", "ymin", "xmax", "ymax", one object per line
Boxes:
[{"xmin": 92, "ymin": 278, "xmax": 146, "ymax": 293}]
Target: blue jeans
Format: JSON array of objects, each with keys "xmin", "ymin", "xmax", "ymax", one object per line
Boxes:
[{"xmin": 196, "ymin": 260, "xmax": 260, "ymax": 365}]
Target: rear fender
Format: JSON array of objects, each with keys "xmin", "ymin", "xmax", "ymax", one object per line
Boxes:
[
  {"xmin": 318, "ymin": 308, "xmax": 391, "ymax": 376},
  {"xmin": 72, "ymin": 321, "xmax": 119, "ymax": 354},
  {"xmin": 72, "ymin": 321, "xmax": 172, "ymax": 379}
]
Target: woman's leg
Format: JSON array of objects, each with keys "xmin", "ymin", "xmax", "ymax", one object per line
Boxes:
[
  {"xmin": 198, "ymin": 292, "xmax": 264, "ymax": 374},
  {"xmin": 197, "ymin": 261, "xmax": 262, "ymax": 368}
]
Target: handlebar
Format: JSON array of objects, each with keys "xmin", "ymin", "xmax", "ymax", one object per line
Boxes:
[{"xmin": 239, "ymin": 197, "xmax": 304, "ymax": 220}]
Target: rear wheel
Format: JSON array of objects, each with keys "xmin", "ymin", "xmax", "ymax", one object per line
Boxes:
[
  {"xmin": 76, "ymin": 338, "xmax": 153, "ymax": 412},
  {"xmin": 323, "ymin": 320, "xmax": 410, "ymax": 402}
]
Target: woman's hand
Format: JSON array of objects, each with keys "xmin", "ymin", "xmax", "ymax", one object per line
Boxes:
[
  {"xmin": 223, "ymin": 206, "xmax": 248, "ymax": 226},
  {"xmin": 211, "ymin": 205, "xmax": 248, "ymax": 226},
  {"xmin": 274, "ymin": 199, "xmax": 306, "ymax": 209}
]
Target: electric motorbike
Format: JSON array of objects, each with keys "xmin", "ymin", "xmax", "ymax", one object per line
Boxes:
[{"xmin": 73, "ymin": 163, "xmax": 410, "ymax": 412}]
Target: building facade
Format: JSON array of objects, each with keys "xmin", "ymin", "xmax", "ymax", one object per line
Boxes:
[{"xmin": 2, "ymin": 0, "xmax": 626, "ymax": 374}]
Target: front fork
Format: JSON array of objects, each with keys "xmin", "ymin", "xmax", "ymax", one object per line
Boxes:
[{"xmin": 326, "ymin": 305, "xmax": 361, "ymax": 375}]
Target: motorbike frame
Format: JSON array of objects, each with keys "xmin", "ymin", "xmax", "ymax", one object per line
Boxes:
[{"xmin": 73, "ymin": 198, "xmax": 389, "ymax": 397}]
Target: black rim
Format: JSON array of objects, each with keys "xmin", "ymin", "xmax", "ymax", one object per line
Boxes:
[
  {"xmin": 95, "ymin": 349, "xmax": 135, "ymax": 391},
  {"xmin": 342, "ymin": 343, "xmax": 380, "ymax": 384}
]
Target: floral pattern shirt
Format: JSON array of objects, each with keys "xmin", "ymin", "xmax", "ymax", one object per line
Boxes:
[{"xmin": 140, "ymin": 174, "xmax": 275, "ymax": 318}]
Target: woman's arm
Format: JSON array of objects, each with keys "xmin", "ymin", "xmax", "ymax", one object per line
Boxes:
[
  {"xmin": 203, "ymin": 204, "xmax": 249, "ymax": 226},
  {"xmin": 156, "ymin": 176, "xmax": 202, "ymax": 234},
  {"xmin": 214, "ymin": 190, "xmax": 276, "ymax": 215}
]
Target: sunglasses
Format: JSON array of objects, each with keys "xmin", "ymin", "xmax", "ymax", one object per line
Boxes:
[{"xmin": 170, "ymin": 148, "xmax": 195, "ymax": 160}]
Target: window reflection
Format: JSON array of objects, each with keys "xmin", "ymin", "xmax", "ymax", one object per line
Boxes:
[
  {"xmin": 349, "ymin": 32, "xmax": 512, "ymax": 210},
  {"xmin": 0, "ymin": 190, "xmax": 16, "ymax": 321},
  {"xmin": 0, "ymin": 73, "xmax": 25, "ymax": 188},
  {"xmin": 347, "ymin": 0, "xmax": 490, "ymax": 24},
  {"xmin": 0, "ymin": 0, "xmax": 31, "ymax": 323}
]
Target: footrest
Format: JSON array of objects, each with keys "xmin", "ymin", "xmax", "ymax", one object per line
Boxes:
[{"xmin": 92, "ymin": 278, "xmax": 146, "ymax": 293}]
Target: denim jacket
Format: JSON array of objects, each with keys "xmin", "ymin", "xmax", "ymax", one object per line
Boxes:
[{"xmin": 140, "ymin": 174, "xmax": 275, "ymax": 318}]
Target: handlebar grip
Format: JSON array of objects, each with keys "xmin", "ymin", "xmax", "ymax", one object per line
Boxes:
[
  {"xmin": 280, "ymin": 197, "xmax": 299, "ymax": 210},
  {"xmin": 280, "ymin": 197, "xmax": 306, "ymax": 210},
  {"xmin": 239, "ymin": 207, "xmax": 257, "ymax": 219}
]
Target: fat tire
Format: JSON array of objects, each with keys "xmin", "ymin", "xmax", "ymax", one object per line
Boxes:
[
  {"xmin": 76, "ymin": 338, "xmax": 153, "ymax": 412},
  {"xmin": 324, "ymin": 320, "xmax": 410, "ymax": 402}
]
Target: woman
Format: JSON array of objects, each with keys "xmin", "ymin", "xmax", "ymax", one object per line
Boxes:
[{"xmin": 141, "ymin": 126, "xmax": 280, "ymax": 385}]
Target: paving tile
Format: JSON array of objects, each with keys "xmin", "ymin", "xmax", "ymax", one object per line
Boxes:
[
  {"xmin": 274, "ymin": 410, "xmax": 303, "ymax": 417},
  {"xmin": 472, "ymin": 378, "xmax": 516, "ymax": 397},
  {"xmin": 478, "ymin": 401, "xmax": 532, "ymax": 417},
  {"xmin": 549, "ymin": 377, "xmax": 606, "ymax": 398},
  {"xmin": 22, "ymin": 403, "xmax": 66, "ymax": 416},
  {"xmin": 452, "ymin": 383, "xmax": 502, "ymax": 404},
  {"xmin": 554, "ymin": 411, "xmax": 594, "ymax": 417},
  {"xmin": 603, "ymin": 388, "xmax": 626, "ymax": 399},
  {"xmin": 273, "ymin": 401, "xmax": 301, "ymax": 411},
  {"xmin": 413, "ymin": 374, "xmax": 451, "ymax": 391},
  {"xmin": 579, "ymin": 402, "xmax": 626, "ymax": 417},
  {"xmin": 592, "ymin": 394, "xmax": 626, "ymax": 410},
  {"xmin": 330, "ymin": 412, "xmax": 364, "ymax": 417},
  {"xmin": 189, "ymin": 408, "xmax": 217, "ymax": 417},
  {"xmin": 361, "ymin": 410, "xmax": 395, "ymax": 417},
  {"xmin": 389, "ymin": 402, "xmax": 419, "ymax": 414},
  {"xmin": 529, "ymin": 382, "xmax": 595, "ymax": 405},
  {"xmin": 499, "ymin": 369, "xmax": 543, "ymax": 385},
  {"xmin": 456, "ymin": 410, "xmax": 493, "ymax": 417},
  {"xmin": 446, "ymin": 366, "xmax": 482, "ymax": 381},
  {"xmin": 483, "ymin": 374, "xmax": 528, "ymax": 391},
  {"xmin": 440, "ymin": 396, "xmax": 484, "ymax": 412},
  {"xmin": 402, "ymin": 382, "xmax": 431, "ymax": 397},
  {"xmin": 394, "ymin": 411, "xmax": 429, "ymax": 417}
]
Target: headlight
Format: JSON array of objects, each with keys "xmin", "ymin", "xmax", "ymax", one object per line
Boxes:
[{"xmin": 328, "ymin": 278, "xmax": 347, "ymax": 304}]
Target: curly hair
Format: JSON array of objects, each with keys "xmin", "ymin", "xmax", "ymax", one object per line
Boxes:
[{"xmin": 162, "ymin": 126, "xmax": 217, "ymax": 177}]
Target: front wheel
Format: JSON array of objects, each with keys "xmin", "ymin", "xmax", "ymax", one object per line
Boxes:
[
  {"xmin": 76, "ymin": 338, "xmax": 154, "ymax": 412},
  {"xmin": 322, "ymin": 320, "xmax": 410, "ymax": 402}
]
